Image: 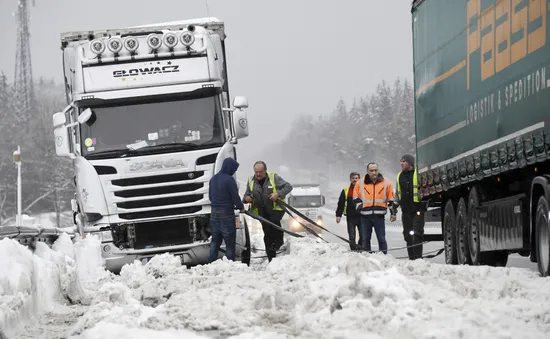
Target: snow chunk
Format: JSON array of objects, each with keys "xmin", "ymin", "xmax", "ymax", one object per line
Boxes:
[
  {"xmin": 0, "ymin": 234, "xmax": 85, "ymax": 336},
  {"xmin": 70, "ymin": 322, "xmax": 208, "ymax": 339},
  {"xmin": 72, "ymin": 236, "xmax": 550, "ymax": 338}
]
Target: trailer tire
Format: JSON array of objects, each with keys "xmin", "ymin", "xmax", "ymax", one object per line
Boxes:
[
  {"xmin": 535, "ymin": 196, "xmax": 550, "ymax": 277},
  {"xmin": 443, "ymin": 200, "xmax": 458, "ymax": 265},
  {"xmin": 467, "ymin": 186, "xmax": 481, "ymax": 265},
  {"xmin": 455, "ymin": 197, "xmax": 471, "ymax": 265}
]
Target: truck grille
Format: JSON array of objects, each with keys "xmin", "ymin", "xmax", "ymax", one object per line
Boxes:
[
  {"xmin": 112, "ymin": 171, "xmax": 204, "ymax": 186},
  {"xmin": 110, "ymin": 170, "xmax": 207, "ymax": 220},
  {"xmin": 133, "ymin": 218, "xmax": 194, "ymax": 249},
  {"xmin": 119, "ymin": 206, "xmax": 202, "ymax": 220}
]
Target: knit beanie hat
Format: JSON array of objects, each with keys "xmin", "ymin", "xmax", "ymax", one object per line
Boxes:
[{"xmin": 401, "ymin": 154, "xmax": 415, "ymax": 166}]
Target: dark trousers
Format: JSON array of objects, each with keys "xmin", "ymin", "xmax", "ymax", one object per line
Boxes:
[
  {"xmin": 259, "ymin": 209, "xmax": 285, "ymax": 261},
  {"xmin": 346, "ymin": 216, "xmax": 363, "ymax": 250},
  {"xmin": 361, "ymin": 215, "xmax": 387, "ymax": 254},
  {"xmin": 402, "ymin": 212, "xmax": 425, "ymax": 260},
  {"xmin": 209, "ymin": 213, "xmax": 237, "ymax": 262}
]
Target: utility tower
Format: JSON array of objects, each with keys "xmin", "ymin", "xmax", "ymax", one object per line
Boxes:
[{"xmin": 13, "ymin": 0, "xmax": 35, "ymax": 120}]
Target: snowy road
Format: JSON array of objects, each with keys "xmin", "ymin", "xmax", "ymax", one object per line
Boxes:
[
  {"xmin": 2, "ymin": 209, "xmax": 549, "ymax": 338},
  {"xmin": 247, "ymin": 206, "xmax": 539, "ymax": 271}
]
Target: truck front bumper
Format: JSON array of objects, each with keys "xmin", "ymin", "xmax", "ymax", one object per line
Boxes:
[{"xmin": 99, "ymin": 241, "xmax": 215, "ymax": 273}]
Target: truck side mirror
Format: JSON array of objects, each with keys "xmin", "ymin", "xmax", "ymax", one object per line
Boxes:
[
  {"xmin": 53, "ymin": 112, "xmax": 67, "ymax": 128},
  {"xmin": 54, "ymin": 125, "xmax": 74, "ymax": 158},
  {"xmin": 321, "ymin": 195, "xmax": 326, "ymax": 206},
  {"xmin": 78, "ymin": 108, "xmax": 93, "ymax": 124},
  {"xmin": 233, "ymin": 96, "xmax": 249, "ymax": 109},
  {"xmin": 231, "ymin": 108, "xmax": 249, "ymax": 141}
]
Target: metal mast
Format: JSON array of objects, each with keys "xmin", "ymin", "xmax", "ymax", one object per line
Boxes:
[{"xmin": 13, "ymin": 0, "xmax": 35, "ymax": 120}]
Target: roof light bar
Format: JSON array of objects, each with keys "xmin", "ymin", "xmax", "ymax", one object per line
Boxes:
[
  {"xmin": 107, "ymin": 37, "xmax": 123, "ymax": 54},
  {"xmin": 163, "ymin": 32, "xmax": 178, "ymax": 49},
  {"xmin": 180, "ymin": 31, "xmax": 195, "ymax": 47},
  {"xmin": 146, "ymin": 33, "xmax": 162, "ymax": 50},
  {"xmin": 123, "ymin": 37, "xmax": 139, "ymax": 53},
  {"xmin": 90, "ymin": 39, "xmax": 105, "ymax": 55}
]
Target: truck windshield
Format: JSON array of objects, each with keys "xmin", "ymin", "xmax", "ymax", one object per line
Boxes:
[
  {"xmin": 80, "ymin": 92, "xmax": 224, "ymax": 159},
  {"xmin": 289, "ymin": 196, "xmax": 322, "ymax": 208}
]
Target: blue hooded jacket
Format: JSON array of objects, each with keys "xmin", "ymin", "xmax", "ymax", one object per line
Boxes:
[{"xmin": 209, "ymin": 157, "xmax": 245, "ymax": 214}]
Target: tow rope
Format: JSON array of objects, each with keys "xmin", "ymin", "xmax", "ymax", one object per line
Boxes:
[
  {"xmin": 276, "ymin": 199, "xmax": 445, "ymax": 259},
  {"xmin": 241, "ymin": 198, "xmax": 444, "ymax": 260},
  {"xmin": 243, "ymin": 211, "xmax": 304, "ymax": 238},
  {"xmin": 278, "ymin": 200, "xmax": 351, "ymax": 244}
]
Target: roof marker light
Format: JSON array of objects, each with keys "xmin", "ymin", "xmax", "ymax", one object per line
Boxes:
[
  {"xmin": 123, "ymin": 37, "xmax": 139, "ymax": 53},
  {"xmin": 90, "ymin": 39, "xmax": 105, "ymax": 55},
  {"xmin": 180, "ymin": 31, "xmax": 195, "ymax": 47},
  {"xmin": 147, "ymin": 33, "xmax": 162, "ymax": 50},
  {"xmin": 163, "ymin": 32, "xmax": 178, "ymax": 49},
  {"xmin": 107, "ymin": 37, "xmax": 123, "ymax": 54}
]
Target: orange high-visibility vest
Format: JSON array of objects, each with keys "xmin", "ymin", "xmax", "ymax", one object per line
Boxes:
[{"xmin": 352, "ymin": 176, "xmax": 395, "ymax": 215}]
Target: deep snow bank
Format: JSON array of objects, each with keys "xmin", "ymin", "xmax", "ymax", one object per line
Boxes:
[
  {"xmin": 3, "ymin": 233, "xmax": 550, "ymax": 339},
  {"xmin": 67, "ymin": 237, "xmax": 550, "ymax": 339},
  {"xmin": 0, "ymin": 233, "xmax": 105, "ymax": 337}
]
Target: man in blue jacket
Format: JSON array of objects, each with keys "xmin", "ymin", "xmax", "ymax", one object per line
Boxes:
[{"xmin": 208, "ymin": 157, "xmax": 245, "ymax": 262}]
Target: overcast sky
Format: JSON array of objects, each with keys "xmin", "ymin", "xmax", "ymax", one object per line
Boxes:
[{"xmin": 0, "ymin": 0, "xmax": 413, "ymax": 169}]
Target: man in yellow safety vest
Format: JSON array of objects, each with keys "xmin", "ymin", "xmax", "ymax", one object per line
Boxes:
[
  {"xmin": 395, "ymin": 154, "xmax": 426, "ymax": 260},
  {"xmin": 243, "ymin": 161, "xmax": 293, "ymax": 262}
]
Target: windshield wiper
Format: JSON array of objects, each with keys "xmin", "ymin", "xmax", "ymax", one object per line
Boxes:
[
  {"xmin": 131, "ymin": 142, "xmax": 202, "ymax": 152},
  {"xmin": 85, "ymin": 149, "xmax": 136, "ymax": 159}
]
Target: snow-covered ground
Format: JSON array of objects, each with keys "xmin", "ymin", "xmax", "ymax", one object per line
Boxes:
[{"xmin": 2, "ymin": 230, "xmax": 550, "ymax": 339}]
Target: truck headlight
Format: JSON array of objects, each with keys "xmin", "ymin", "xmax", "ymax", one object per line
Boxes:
[
  {"xmin": 92, "ymin": 230, "xmax": 113, "ymax": 243},
  {"xmin": 84, "ymin": 212, "xmax": 103, "ymax": 223},
  {"xmin": 316, "ymin": 217, "xmax": 323, "ymax": 226}
]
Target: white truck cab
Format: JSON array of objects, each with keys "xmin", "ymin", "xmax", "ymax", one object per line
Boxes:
[
  {"xmin": 52, "ymin": 18, "xmax": 251, "ymax": 272},
  {"xmin": 283, "ymin": 184, "xmax": 325, "ymax": 234}
]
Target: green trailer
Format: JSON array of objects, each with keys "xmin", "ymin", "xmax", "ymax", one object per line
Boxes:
[{"xmin": 411, "ymin": 0, "xmax": 550, "ymax": 276}]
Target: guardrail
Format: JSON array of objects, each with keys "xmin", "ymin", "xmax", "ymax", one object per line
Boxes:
[{"xmin": 0, "ymin": 225, "xmax": 76, "ymax": 247}]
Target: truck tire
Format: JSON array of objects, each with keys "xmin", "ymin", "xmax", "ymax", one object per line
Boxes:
[
  {"xmin": 535, "ymin": 196, "xmax": 550, "ymax": 277},
  {"xmin": 467, "ymin": 186, "xmax": 481, "ymax": 265},
  {"xmin": 455, "ymin": 197, "xmax": 471, "ymax": 265},
  {"xmin": 443, "ymin": 200, "xmax": 458, "ymax": 265}
]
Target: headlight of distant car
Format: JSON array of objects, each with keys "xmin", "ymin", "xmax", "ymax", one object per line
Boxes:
[
  {"xmin": 291, "ymin": 219, "xmax": 300, "ymax": 228},
  {"xmin": 316, "ymin": 217, "xmax": 323, "ymax": 225}
]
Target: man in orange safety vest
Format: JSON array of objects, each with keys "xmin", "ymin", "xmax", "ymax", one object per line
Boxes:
[{"xmin": 352, "ymin": 162, "xmax": 397, "ymax": 254}]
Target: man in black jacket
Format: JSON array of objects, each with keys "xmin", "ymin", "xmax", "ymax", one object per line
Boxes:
[
  {"xmin": 395, "ymin": 154, "xmax": 426, "ymax": 260},
  {"xmin": 335, "ymin": 172, "xmax": 362, "ymax": 250}
]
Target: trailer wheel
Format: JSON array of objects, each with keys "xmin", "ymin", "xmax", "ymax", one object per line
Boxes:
[
  {"xmin": 467, "ymin": 186, "xmax": 481, "ymax": 265},
  {"xmin": 535, "ymin": 196, "xmax": 550, "ymax": 277},
  {"xmin": 455, "ymin": 197, "xmax": 471, "ymax": 265},
  {"xmin": 443, "ymin": 200, "xmax": 458, "ymax": 265}
]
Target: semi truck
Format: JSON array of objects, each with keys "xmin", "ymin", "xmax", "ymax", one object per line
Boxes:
[
  {"xmin": 51, "ymin": 18, "xmax": 252, "ymax": 273},
  {"xmin": 411, "ymin": 0, "xmax": 550, "ymax": 276}
]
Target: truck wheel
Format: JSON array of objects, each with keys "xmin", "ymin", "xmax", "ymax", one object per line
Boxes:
[
  {"xmin": 443, "ymin": 200, "xmax": 458, "ymax": 265},
  {"xmin": 535, "ymin": 196, "xmax": 550, "ymax": 276},
  {"xmin": 455, "ymin": 197, "xmax": 471, "ymax": 265},
  {"xmin": 467, "ymin": 186, "xmax": 481, "ymax": 265},
  {"xmin": 241, "ymin": 219, "xmax": 251, "ymax": 267}
]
